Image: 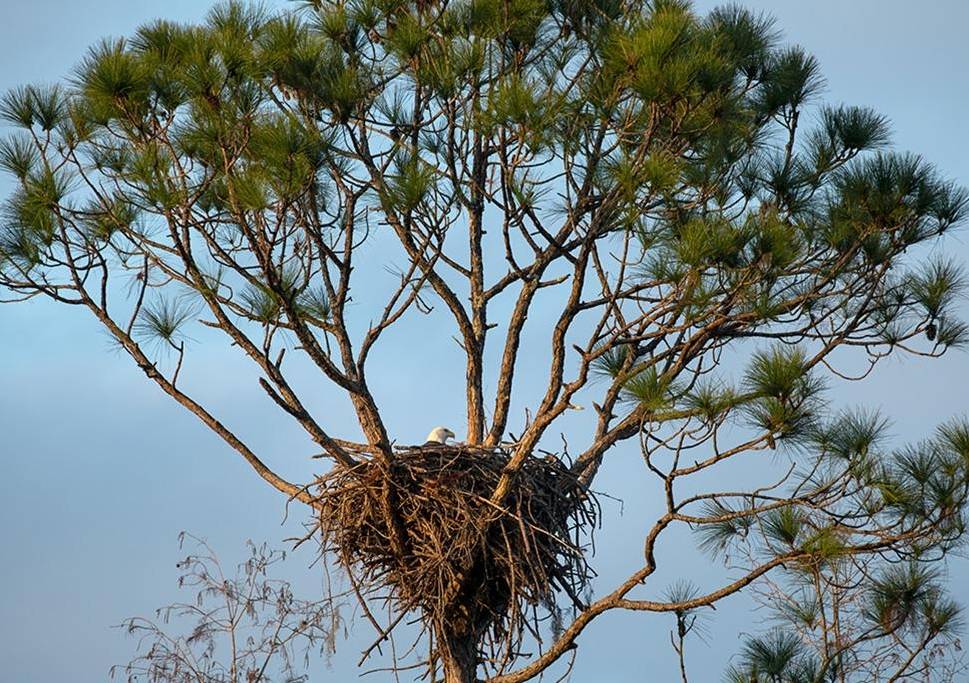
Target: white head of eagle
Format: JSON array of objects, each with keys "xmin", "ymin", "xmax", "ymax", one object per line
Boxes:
[{"xmin": 424, "ymin": 426, "xmax": 456, "ymax": 446}]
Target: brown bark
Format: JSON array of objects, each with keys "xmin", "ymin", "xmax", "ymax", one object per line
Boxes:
[{"xmin": 439, "ymin": 630, "xmax": 478, "ymax": 683}]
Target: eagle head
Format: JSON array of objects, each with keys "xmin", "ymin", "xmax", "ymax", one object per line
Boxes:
[{"xmin": 425, "ymin": 426, "xmax": 456, "ymax": 445}]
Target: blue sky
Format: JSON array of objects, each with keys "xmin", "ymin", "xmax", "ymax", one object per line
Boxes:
[{"xmin": 1, "ymin": 1, "xmax": 968, "ymax": 681}]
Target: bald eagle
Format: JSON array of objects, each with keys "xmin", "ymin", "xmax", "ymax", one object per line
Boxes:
[{"xmin": 424, "ymin": 426, "xmax": 455, "ymax": 446}]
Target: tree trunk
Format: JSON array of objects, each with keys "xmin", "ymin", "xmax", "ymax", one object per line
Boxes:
[{"xmin": 440, "ymin": 631, "xmax": 478, "ymax": 683}]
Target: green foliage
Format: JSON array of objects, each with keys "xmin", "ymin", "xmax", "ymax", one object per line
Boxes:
[
  {"xmin": 744, "ymin": 345, "xmax": 811, "ymax": 398},
  {"xmin": 683, "ymin": 380, "xmax": 739, "ymax": 423},
  {"xmin": 81, "ymin": 194, "xmax": 140, "ymax": 241},
  {"xmin": 383, "ymin": 153, "xmax": 437, "ymax": 213},
  {"xmin": 697, "ymin": 499, "xmax": 754, "ymax": 554},
  {"xmin": 0, "ymin": 84, "xmax": 68, "ymax": 131},
  {"xmin": 296, "ymin": 285, "xmax": 332, "ymax": 322},
  {"xmin": 729, "ymin": 630, "xmax": 811, "ymax": 681},
  {"xmin": 705, "ymin": 5, "xmax": 776, "ymax": 79},
  {"xmin": 830, "ymin": 153, "xmax": 967, "ymax": 254},
  {"xmin": 0, "ymin": 85, "xmax": 37, "ymax": 128},
  {"xmin": 0, "ymin": 135, "xmax": 40, "ymax": 180},
  {"xmin": 762, "ymin": 506, "xmax": 803, "ymax": 547},
  {"xmin": 445, "ymin": 0, "xmax": 547, "ymax": 48},
  {"xmin": 75, "ymin": 38, "xmax": 153, "ymax": 122},
  {"xmin": 207, "ymin": 0, "xmax": 267, "ymax": 38},
  {"xmin": 239, "ymin": 268, "xmax": 302, "ymax": 323},
  {"xmin": 639, "ymin": 152, "xmax": 684, "ymax": 195},
  {"xmin": 930, "ymin": 316, "xmax": 969, "ymax": 348},
  {"xmin": 799, "ymin": 526, "xmax": 844, "ymax": 563},
  {"xmin": 0, "ymin": 233, "xmax": 39, "ymax": 273},
  {"xmin": 664, "ymin": 217, "xmax": 738, "ymax": 269},
  {"xmin": 591, "ymin": 344, "xmax": 634, "ymax": 380},
  {"xmin": 317, "ymin": 61, "xmax": 369, "ymax": 121},
  {"xmin": 938, "ymin": 419, "xmax": 969, "ymax": 466},
  {"xmin": 864, "ymin": 564, "xmax": 962, "ymax": 636},
  {"xmin": 134, "ymin": 297, "xmax": 197, "ymax": 347},
  {"xmin": 755, "ymin": 46, "xmax": 823, "ymax": 116},
  {"xmin": 812, "ymin": 409, "xmax": 888, "ymax": 465},
  {"xmin": 384, "ymin": 11, "xmax": 430, "ymax": 60},
  {"xmin": 745, "ymin": 206, "xmax": 802, "ymax": 270},
  {"xmin": 30, "ymin": 85, "xmax": 69, "ymax": 132},
  {"xmin": 907, "ymin": 258, "xmax": 966, "ymax": 319},
  {"xmin": 240, "ymin": 281, "xmax": 285, "ymax": 323},
  {"xmin": 487, "ymin": 76, "xmax": 545, "ymax": 131},
  {"xmin": 0, "ymin": 84, "xmax": 68, "ymax": 132},
  {"xmin": 818, "ymin": 105, "xmax": 891, "ymax": 154},
  {"xmin": 125, "ymin": 144, "xmax": 183, "ymax": 210},
  {"xmin": 598, "ymin": 1, "xmax": 740, "ymax": 109},
  {"xmin": 743, "ymin": 346, "xmax": 823, "ymax": 441},
  {"xmin": 237, "ymin": 268, "xmax": 329, "ymax": 325},
  {"xmin": 619, "ymin": 366, "xmax": 674, "ymax": 411},
  {"xmin": 776, "ymin": 593, "xmax": 821, "ymax": 631},
  {"xmin": 246, "ymin": 115, "xmax": 328, "ymax": 202},
  {"xmin": 414, "ymin": 37, "xmax": 484, "ymax": 98},
  {"xmin": 4, "ymin": 169, "xmax": 72, "ymax": 245},
  {"xmin": 862, "ymin": 426, "xmax": 969, "ymax": 538},
  {"xmin": 664, "ymin": 578, "xmax": 700, "ymax": 605}
]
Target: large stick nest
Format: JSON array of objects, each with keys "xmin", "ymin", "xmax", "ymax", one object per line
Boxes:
[{"xmin": 313, "ymin": 445, "xmax": 597, "ymax": 660}]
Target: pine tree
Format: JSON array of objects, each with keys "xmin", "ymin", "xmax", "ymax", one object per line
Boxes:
[{"xmin": 2, "ymin": 1, "xmax": 969, "ymax": 681}]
